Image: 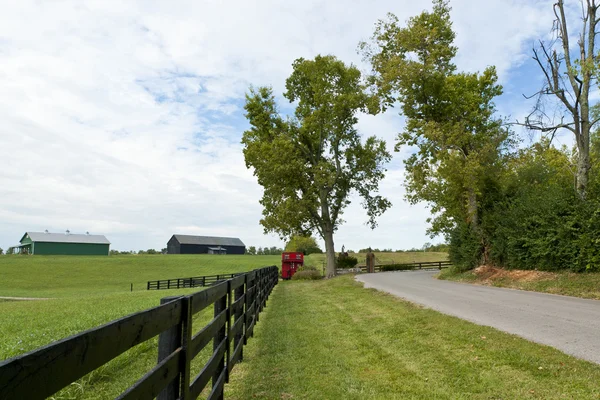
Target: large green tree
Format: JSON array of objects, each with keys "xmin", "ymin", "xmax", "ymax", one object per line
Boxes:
[
  {"xmin": 361, "ymin": 0, "xmax": 511, "ymax": 264},
  {"xmin": 242, "ymin": 55, "xmax": 391, "ymax": 277}
]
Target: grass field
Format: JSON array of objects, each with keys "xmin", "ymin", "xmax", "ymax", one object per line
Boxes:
[
  {"xmin": 305, "ymin": 251, "xmax": 448, "ymax": 268},
  {"xmin": 439, "ymin": 266, "xmax": 600, "ymax": 300},
  {"xmin": 0, "ymin": 254, "xmax": 280, "ymax": 297},
  {"xmin": 8, "ymin": 252, "xmax": 598, "ymax": 399},
  {"xmin": 226, "ymin": 275, "xmax": 600, "ymax": 399},
  {"xmin": 0, "ymin": 254, "xmax": 280, "ymax": 399}
]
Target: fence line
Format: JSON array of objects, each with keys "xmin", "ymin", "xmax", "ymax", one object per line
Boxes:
[
  {"xmin": 357, "ymin": 260, "xmax": 452, "ymax": 273},
  {"xmin": 147, "ymin": 273, "xmax": 244, "ymax": 290},
  {"xmin": 0, "ymin": 266, "xmax": 279, "ymax": 400}
]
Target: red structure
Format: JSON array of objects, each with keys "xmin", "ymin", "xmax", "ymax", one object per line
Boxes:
[{"xmin": 281, "ymin": 252, "xmax": 304, "ymax": 279}]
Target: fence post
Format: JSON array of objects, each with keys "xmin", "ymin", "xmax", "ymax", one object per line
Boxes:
[
  {"xmin": 234, "ymin": 279, "xmax": 245, "ymax": 362},
  {"xmin": 256, "ymin": 269, "xmax": 262, "ymax": 322},
  {"xmin": 213, "ymin": 290, "xmax": 227, "ymax": 400},
  {"xmin": 243, "ymin": 274, "xmax": 250, "ymax": 345},
  {"xmin": 250, "ymin": 273, "xmax": 255, "ymax": 338},
  {"xmin": 158, "ymin": 296, "xmax": 183, "ymax": 400},
  {"xmin": 225, "ymin": 280, "xmax": 232, "ymax": 383}
]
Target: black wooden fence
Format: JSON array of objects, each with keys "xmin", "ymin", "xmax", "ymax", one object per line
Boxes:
[
  {"xmin": 0, "ymin": 266, "xmax": 279, "ymax": 400},
  {"xmin": 358, "ymin": 260, "xmax": 452, "ymax": 273},
  {"xmin": 147, "ymin": 273, "xmax": 244, "ymax": 290}
]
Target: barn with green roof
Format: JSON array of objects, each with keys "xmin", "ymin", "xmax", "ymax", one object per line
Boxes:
[{"xmin": 13, "ymin": 231, "xmax": 111, "ymax": 255}]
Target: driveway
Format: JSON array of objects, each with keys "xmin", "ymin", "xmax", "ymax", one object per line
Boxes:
[{"xmin": 356, "ymin": 270, "xmax": 600, "ymax": 364}]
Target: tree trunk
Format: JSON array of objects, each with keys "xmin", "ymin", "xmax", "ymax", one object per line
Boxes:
[
  {"xmin": 466, "ymin": 187, "xmax": 479, "ymax": 231},
  {"xmin": 467, "ymin": 186, "xmax": 489, "ymax": 264},
  {"xmin": 576, "ymin": 116, "xmax": 591, "ymax": 199},
  {"xmin": 576, "ymin": 150, "xmax": 590, "ymax": 199},
  {"xmin": 323, "ymin": 229, "xmax": 336, "ymax": 278}
]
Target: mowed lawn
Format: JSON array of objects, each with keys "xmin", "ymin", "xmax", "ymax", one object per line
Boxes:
[
  {"xmin": 226, "ymin": 275, "xmax": 600, "ymax": 400},
  {"xmin": 0, "ymin": 254, "xmax": 280, "ymax": 297}
]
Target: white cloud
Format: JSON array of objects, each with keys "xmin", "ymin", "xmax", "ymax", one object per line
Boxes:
[{"xmin": 0, "ymin": 0, "xmax": 554, "ymax": 251}]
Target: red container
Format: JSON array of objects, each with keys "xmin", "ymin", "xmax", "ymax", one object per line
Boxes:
[{"xmin": 281, "ymin": 252, "xmax": 304, "ymax": 280}]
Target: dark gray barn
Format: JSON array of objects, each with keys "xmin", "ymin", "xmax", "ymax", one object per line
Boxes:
[{"xmin": 167, "ymin": 235, "xmax": 246, "ymax": 255}]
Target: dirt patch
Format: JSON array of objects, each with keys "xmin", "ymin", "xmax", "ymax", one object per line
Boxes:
[{"xmin": 473, "ymin": 266, "xmax": 556, "ymax": 284}]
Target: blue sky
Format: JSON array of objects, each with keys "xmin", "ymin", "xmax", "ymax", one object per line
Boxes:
[{"xmin": 0, "ymin": 0, "xmax": 581, "ymax": 252}]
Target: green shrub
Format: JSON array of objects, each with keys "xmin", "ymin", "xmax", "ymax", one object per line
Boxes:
[
  {"xmin": 336, "ymin": 256, "xmax": 358, "ymax": 269},
  {"xmin": 291, "ymin": 270, "xmax": 322, "ymax": 280},
  {"xmin": 448, "ymin": 223, "xmax": 482, "ymax": 271}
]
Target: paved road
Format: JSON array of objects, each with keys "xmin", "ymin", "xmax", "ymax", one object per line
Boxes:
[{"xmin": 356, "ymin": 270, "xmax": 600, "ymax": 364}]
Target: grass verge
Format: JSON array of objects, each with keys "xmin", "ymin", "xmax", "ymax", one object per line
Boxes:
[
  {"xmin": 438, "ymin": 266, "xmax": 600, "ymax": 300},
  {"xmin": 226, "ymin": 275, "xmax": 600, "ymax": 399}
]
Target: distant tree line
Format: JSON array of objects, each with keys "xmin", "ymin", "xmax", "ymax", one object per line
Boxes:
[
  {"xmin": 109, "ymin": 248, "xmax": 167, "ymax": 255},
  {"xmin": 245, "ymin": 246, "xmax": 284, "ymax": 255}
]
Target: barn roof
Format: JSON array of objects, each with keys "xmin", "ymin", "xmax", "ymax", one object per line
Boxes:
[
  {"xmin": 172, "ymin": 235, "xmax": 245, "ymax": 247},
  {"xmin": 22, "ymin": 232, "xmax": 111, "ymax": 245}
]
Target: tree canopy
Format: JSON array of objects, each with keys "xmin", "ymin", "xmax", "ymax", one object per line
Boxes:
[
  {"xmin": 242, "ymin": 55, "xmax": 391, "ymax": 277},
  {"xmin": 284, "ymin": 235, "xmax": 322, "ymax": 255},
  {"xmin": 361, "ymin": 0, "xmax": 511, "ymax": 264}
]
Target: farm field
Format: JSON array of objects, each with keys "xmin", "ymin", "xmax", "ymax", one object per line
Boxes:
[
  {"xmin": 0, "ymin": 254, "xmax": 279, "ymax": 398},
  {"xmin": 0, "ymin": 254, "xmax": 280, "ymax": 298},
  {"xmin": 226, "ymin": 275, "xmax": 600, "ymax": 399},
  {"xmin": 0, "ymin": 252, "xmax": 446, "ymax": 398},
  {"xmin": 305, "ymin": 251, "xmax": 448, "ymax": 268}
]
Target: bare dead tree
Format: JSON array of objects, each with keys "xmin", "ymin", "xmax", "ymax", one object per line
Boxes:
[{"xmin": 517, "ymin": 0, "xmax": 600, "ymax": 199}]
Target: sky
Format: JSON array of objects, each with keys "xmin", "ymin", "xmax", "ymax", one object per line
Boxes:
[{"xmin": 0, "ymin": 0, "xmax": 574, "ymax": 252}]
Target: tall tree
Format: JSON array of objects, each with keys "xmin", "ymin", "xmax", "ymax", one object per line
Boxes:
[
  {"xmin": 361, "ymin": 0, "xmax": 510, "ymax": 264},
  {"xmin": 242, "ymin": 55, "xmax": 391, "ymax": 277},
  {"xmin": 521, "ymin": 0, "xmax": 599, "ymax": 199}
]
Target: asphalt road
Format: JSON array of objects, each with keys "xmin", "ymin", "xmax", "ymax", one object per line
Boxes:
[{"xmin": 356, "ymin": 270, "xmax": 600, "ymax": 364}]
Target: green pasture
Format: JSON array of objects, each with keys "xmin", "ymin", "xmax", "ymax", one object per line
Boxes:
[
  {"xmin": 2, "ymin": 253, "xmax": 600, "ymax": 399},
  {"xmin": 0, "ymin": 254, "xmax": 279, "ymax": 298},
  {"xmin": 0, "ymin": 254, "xmax": 279, "ymax": 398}
]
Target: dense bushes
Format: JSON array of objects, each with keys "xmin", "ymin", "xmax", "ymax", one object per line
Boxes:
[
  {"xmin": 291, "ymin": 266, "xmax": 322, "ymax": 280},
  {"xmin": 336, "ymin": 255, "xmax": 358, "ymax": 269},
  {"xmin": 447, "ymin": 142, "xmax": 600, "ymax": 272}
]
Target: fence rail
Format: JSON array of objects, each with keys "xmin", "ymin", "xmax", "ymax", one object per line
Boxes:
[
  {"xmin": 147, "ymin": 273, "xmax": 244, "ymax": 290},
  {"xmin": 0, "ymin": 266, "xmax": 279, "ymax": 400},
  {"xmin": 358, "ymin": 260, "xmax": 452, "ymax": 273}
]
